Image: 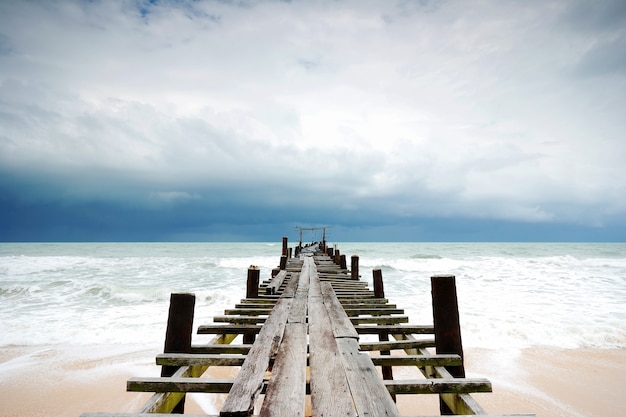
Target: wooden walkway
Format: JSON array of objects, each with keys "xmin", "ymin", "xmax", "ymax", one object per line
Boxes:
[{"xmin": 82, "ymin": 241, "xmax": 535, "ymax": 417}]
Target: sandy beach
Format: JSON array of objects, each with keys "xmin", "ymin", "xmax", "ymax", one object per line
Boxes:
[{"xmin": 1, "ymin": 345, "xmax": 624, "ymax": 417}]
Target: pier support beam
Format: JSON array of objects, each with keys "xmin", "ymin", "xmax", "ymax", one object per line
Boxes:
[
  {"xmin": 373, "ymin": 268, "xmax": 385, "ymax": 299},
  {"xmin": 373, "ymin": 268, "xmax": 394, "ymax": 397},
  {"xmin": 431, "ymin": 274, "xmax": 465, "ymax": 415},
  {"xmin": 245, "ymin": 266, "xmax": 261, "ymax": 344},
  {"xmin": 351, "ymin": 255, "xmax": 359, "ymax": 280},
  {"xmin": 282, "ymin": 236, "xmax": 288, "ymax": 257},
  {"xmin": 162, "ymin": 292, "xmax": 196, "ymax": 414}
]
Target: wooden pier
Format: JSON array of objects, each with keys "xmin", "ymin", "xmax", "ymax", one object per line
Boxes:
[{"xmin": 82, "ymin": 239, "xmax": 535, "ymax": 417}]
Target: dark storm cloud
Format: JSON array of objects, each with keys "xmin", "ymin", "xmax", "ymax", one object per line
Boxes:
[{"xmin": 0, "ymin": 0, "xmax": 624, "ymax": 241}]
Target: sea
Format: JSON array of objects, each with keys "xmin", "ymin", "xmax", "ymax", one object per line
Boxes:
[{"xmin": 1, "ymin": 241, "xmax": 624, "ymax": 351}]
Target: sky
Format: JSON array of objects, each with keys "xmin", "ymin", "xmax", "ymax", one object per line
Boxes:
[{"xmin": 1, "ymin": 0, "xmax": 625, "ymax": 242}]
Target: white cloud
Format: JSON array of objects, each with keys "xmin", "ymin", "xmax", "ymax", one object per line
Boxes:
[{"xmin": 0, "ymin": 0, "xmax": 625, "ymax": 227}]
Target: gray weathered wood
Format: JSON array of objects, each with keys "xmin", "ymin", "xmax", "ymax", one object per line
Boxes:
[
  {"xmin": 128, "ymin": 377, "xmax": 234, "ymax": 393},
  {"xmin": 354, "ymin": 324, "xmax": 434, "ymax": 334},
  {"xmin": 359, "ymin": 338, "xmax": 436, "ymax": 351},
  {"xmin": 266, "ymin": 270, "xmax": 287, "ymax": 295},
  {"xmin": 370, "ymin": 354, "xmax": 462, "ymax": 367},
  {"xmin": 156, "ymin": 353, "xmax": 246, "ymax": 367},
  {"xmin": 384, "ymin": 378, "xmax": 492, "ymax": 394},
  {"xmin": 258, "ymin": 322, "xmax": 307, "ymax": 417},
  {"xmin": 308, "ymin": 259, "xmax": 357, "ymax": 417},
  {"xmin": 219, "ymin": 296, "xmax": 293, "ymax": 417}
]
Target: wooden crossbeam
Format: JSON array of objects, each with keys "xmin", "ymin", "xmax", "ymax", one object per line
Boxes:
[
  {"xmin": 354, "ymin": 324, "xmax": 434, "ymax": 334},
  {"xmin": 359, "ymin": 338, "xmax": 437, "ymax": 351}
]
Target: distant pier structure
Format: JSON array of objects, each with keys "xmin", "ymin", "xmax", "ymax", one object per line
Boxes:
[{"xmin": 82, "ymin": 235, "xmax": 535, "ymax": 417}]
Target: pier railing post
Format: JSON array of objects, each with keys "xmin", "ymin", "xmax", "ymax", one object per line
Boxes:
[
  {"xmin": 340, "ymin": 254, "xmax": 347, "ymax": 270},
  {"xmin": 431, "ymin": 274, "xmax": 466, "ymax": 414},
  {"xmin": 279, "ymin": 255, "xmax": 287, "ymax": 270},
  {"xmin": 351, "ymin": 255, "xmax": 359, "ymax": 280},
  {"xmin": 245, "ymin": 266, "xmax": 260, "ymax": 344},
  {"xmin": 246, "ymin": 265, "xmax": 260, "ymax": 299},
  {"xmin": 162, "ymin": 292, "xmax": 196, "ymax": 414},
  {"xmin": 372, "ymin": 268, "xmax": 394, "ymax": 399},
  {"xmin": 373, "ymin": 268, "xmax": 385, "ymax": 298},
  {"xmin": 282, "ymin": 236, "xmax": 288, "ymax": 257}
]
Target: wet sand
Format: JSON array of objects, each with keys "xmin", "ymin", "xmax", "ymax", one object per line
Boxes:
[{"xmin": 1, "ymin": 345, "xmax": 624, "ymax": 417}]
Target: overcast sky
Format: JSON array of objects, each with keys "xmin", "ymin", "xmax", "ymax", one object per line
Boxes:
[{"xmin": 1, "ymin": 0, "xmax": 625, "ymax": 242}]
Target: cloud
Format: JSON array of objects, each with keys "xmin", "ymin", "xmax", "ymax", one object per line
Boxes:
[{"xmin": 0, "ymin": 0, "xmax": 625, "ymax": 241}]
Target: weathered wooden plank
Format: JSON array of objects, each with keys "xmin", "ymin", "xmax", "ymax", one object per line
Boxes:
[
  {"xmin": 197, "ymin": 324, "xmax": 262, "ymax": 334},
  {"xmin": 354, "ymin": 324, "xmax": 434, "ymax": 334},
  {"xmin": 266, "ymin": 270, "xmax": 287, "ymax": 295},
  {"xmin": 258, "ymin": 264, "xmax": 309, "ymax": 416},
  {"xmin": 80, "ymin": 414, "xmax": 218, "ymax": 417},
  {"xmin": 219, "ymin": 296, "xmax": 293, "ymax": 417},
  {"xmin": 258, "ymin": 322, "xmax": 308, "ymax": 417},
  {"xmin": 359, "ymin": 338, "xmax": 436, "ymax": 351},
  {"xmin": 320, "ymin": 282, "xmax": 358, "ymax": 339},
  {"xmin": 383, "ymin": 378, "xmax": 492, "ymax": 394},
  {"xmin": 370, "ymin": 354, "xmax": 462, "ymax": 367},
  {"xmin": 405, "ymin": 415, "xmax": 537, "ymax": 417},
  {"xmin": 350, "ymin": 316, "xmax": 409, "ymax": 325},
  {"xmin": 212, "ymin": 315, "xmax": 266, "ymax": 324},
  {"xmin": 343, "ymin": 307, "xmax": 404, "ymax": 316},
  {"xmin": 81, "ymin": 414, "xmax": 536, "ymax": 417},
  {"xmin": 317, "ymin": 274, "xmax": 399, "ymax": 416},
  {"xmin": 128, "ymin": 377, "xmax": 235, "ymax": 393},
  {"xmin": 340, "ymin": 298, "xmax": 389, "ymax": 304},
  {"xmin": 190, "ymin": 344, "xmax": 251, "ymax": 354},
  {"xmin": 224, "ymin": 308, "xmax": 273, "ymax": 315},
  {"xmin": 336, "ymin": 338, "xmax": 400, "ymax": 417},
  {"xmin": 156, "ymin": 353, "xmax": 247, "ymax": 367},
  {"xmin": 308, "ymin": 260, "xmax": 357, "ymax": 417}
]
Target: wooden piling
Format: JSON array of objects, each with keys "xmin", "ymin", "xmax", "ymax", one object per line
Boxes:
[
  {"xmin": 279, "ymin": 255, "xmax": 287, "ymax": 270},
  {"xmin": 282, "ymin": 236, "xmax": 288, "ymax": 256},
  {"xmin": 372, "ymin": 268, "xmax": 394, "ymax": 394},
  {"xmin": 245, "ymin": 266, "xmax": 261, "ymax": 344},
  {"xmin": 340, "ymin": 254, "xmax": 347, "ymax": 270},
  {"xmin": 373, "ymin": 268, "xmax": 385, "ymax": 298},
  {"xmin": 161, "ymin": 292, "xmax": 195, "ymax": 414},
  {"xmin": 431, "ymin": 274, "xmax": 465, "ymax": 415},
  {"xmin": 246, "ymin": 266, "xmax": 260, "ymax": 299},
  {"xmin": 351, "ymin": 255, "xmax": 359, "ymax": 280}
]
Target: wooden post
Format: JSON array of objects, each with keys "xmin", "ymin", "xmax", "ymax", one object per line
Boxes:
[
  {"xmin": 372, "ymin": 268, "xmax": 394, "ymax": 398},
  {"xmin": 246, "ymin": 266, "xmax": 260, "ymax": 299},
  {"xmin": 340, "ymin": 254, "xmax": 347, "ymax": 270},
  {"xmin": 373, "ymin": 268, "xmax": 385, "ymax": 298},
  {"xmin": 282, "ymin": 236, "xmax": 288, "ymax": 256},
  {"xmin": 162, "ymin": 292, "xmax": 196, "ymax": 414},
  {"xmin": 245, "ymin": 267, "xmax": 260, "ymax": 344},
  {"xmin": 351, "ymin": 255, "xmax": 359, "ymax": 280},
  {"xmin": 271, "ymin": 267, "xmax": 280, "ymax": 278},
  {"xmin": 334, "ymin": 249, "xmax": 341, "ymax": 265},
  {"xmin": 327, "ymin": 247, "xmax": 334, "ymax": 258},
  {"xmin": 279, "ymin": 255, "xmax": 287, "ymax": 270},
  {"xmin": 431, "ymin": 274, "xmax": 465, "ymax": 415}
]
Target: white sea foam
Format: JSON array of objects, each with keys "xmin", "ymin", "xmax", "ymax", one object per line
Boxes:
[{"xmin": 1, "ymin": 242, "xmax": 625, "ymax": 350}]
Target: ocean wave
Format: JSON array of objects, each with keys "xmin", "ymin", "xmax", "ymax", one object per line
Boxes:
[{"xmin": 409, "ymin": 253, "xmax": 443, "ymax": 259}]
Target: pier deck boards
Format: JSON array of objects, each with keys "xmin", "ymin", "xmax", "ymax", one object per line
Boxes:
[{"xmin": 82, "ymin": 242, "xmax": 536, "ymax": 417}]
